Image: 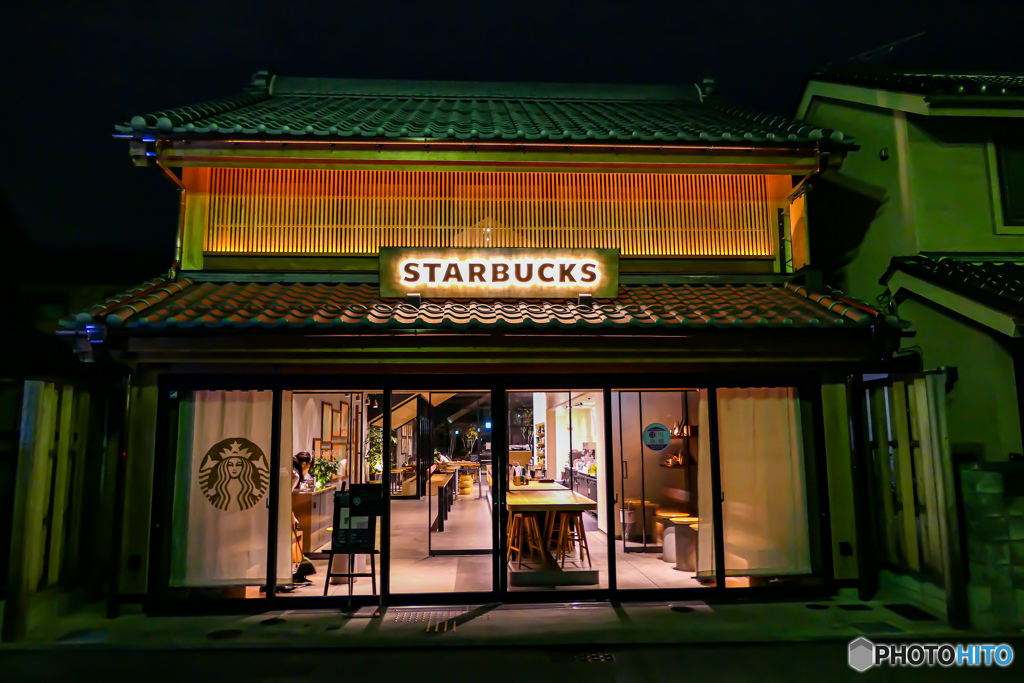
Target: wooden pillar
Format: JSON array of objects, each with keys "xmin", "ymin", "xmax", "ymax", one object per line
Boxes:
[
  {"xmin": 46, "ymin": 385, "xmax": 75, "ymax": 587},
  {"xmin": 63, "ymin": 389, "xmax": 91, "ymax": 587},
  {"xmin": 3, "ymin": 381, "xmax": 59, "ymax": 642}
]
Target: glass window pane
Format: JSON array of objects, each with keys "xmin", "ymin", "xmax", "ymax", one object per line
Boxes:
[
  {"xmin": 612, "ymin": 389, "xmax": 711, "ymax": 589},
  {"xmin": 276, "ymin": 391, "xmax": 379, "ymax": 599},
  {"xmin": 389, "ymin": 391, "xmax": 493, "ymax": 595},
  {"xmin": 507, "ymin": 390, "xmax": 608, "ymax": 592}
]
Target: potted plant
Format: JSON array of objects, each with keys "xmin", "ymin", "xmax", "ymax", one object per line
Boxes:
[{"xmin": 309, "ymin": 457, "xmax": 340, "ymax": 490}]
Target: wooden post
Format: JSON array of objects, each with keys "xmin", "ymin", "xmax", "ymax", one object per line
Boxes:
[
  {"xmin": 64, "ymin": 389, "xmax": 91, "ymax": 587},
  {"xmin": 46, "ymin": 385, "xmax": 75, "ymax": 587},
  {"xmin": 3, "ymin": 381, "xmax": 58, "ymax": 642},
  {"xmin": 890, "ymin": 381, "xmax": 921, "ymax": 571}
]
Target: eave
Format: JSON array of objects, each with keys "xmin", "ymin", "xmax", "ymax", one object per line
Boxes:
[
  {"xmin": 884, "ymin": 270, "xmax": 1022, "ymax": 337},
  {"xmin": 137, "ymin": 138, "xmax": 834, "ymax": 175},
  {"xmin": 797, "ymin": 80, "xmax": 1024, "ymax": 119}
]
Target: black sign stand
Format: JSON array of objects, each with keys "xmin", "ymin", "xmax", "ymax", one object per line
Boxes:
[{"xmin": 325, "ymin": 483, "xmax": 383, "ymax": 617}]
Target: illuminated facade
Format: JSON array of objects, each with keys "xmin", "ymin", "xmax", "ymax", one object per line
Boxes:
[{"xmin": 51, "ymin": 72, "xmax": 904, "ymax": 617}]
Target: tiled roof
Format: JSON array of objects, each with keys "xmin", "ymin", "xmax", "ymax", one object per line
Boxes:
[
  {"xmin": 812, "ymin": 69, "xmax": 1024, "ymax": 98},
  {"xmin": 117, "ymin": 72, "xmax": 850, "ymax": 146},
  {"xmin": 63, "ymin": 279, "xmax": 880, "ymax": 332},
  {"xmin": 883, "ymin": 255, "xmax": 1024, "ymax": 316}
]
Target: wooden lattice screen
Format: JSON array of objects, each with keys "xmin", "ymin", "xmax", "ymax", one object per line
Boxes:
[{"xmin": 201, "ymin": 168, "xmax": 780, "ymax": 258}]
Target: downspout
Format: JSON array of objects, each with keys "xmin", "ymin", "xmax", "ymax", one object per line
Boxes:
[{"xmin": 154, "ymin": 157, "xmax": 186, "ymax": 281}]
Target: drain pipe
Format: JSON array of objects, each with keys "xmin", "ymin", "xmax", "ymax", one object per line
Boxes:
[{"xmin": 154, "ymin": 157, "xmax": 186, "ymax": 280}]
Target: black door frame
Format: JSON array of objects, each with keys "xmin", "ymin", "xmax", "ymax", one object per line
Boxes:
[{"xmin": 145, "ymin": 370, "xmax": 835, "ymax": 615}]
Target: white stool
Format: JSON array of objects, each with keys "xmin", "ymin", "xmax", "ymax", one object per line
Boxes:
[{"xmin": 662, "ymin": 526, "xmax": 677, "ymax": 564}]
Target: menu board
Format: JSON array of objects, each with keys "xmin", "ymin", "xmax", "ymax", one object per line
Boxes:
[{"xmin": 331, "ymin": 484, "xmax": 382, "ymax": 553}]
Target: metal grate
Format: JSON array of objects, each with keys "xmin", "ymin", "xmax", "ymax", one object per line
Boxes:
[
  {"xmin": 196, "ymin": 168, "xmax": 785, "ymax": 258},
  {"xmin": 392, "ymin": 610, "xmax": 464, "ymax": 623}
]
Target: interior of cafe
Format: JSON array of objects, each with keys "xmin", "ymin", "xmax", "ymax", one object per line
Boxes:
[{"xmin": 167, "ymin": 383, "xmax": 816, "ymax": 600}]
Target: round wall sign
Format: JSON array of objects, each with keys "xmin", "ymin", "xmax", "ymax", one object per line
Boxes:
[{"xmin": 642, "ymin": 423, "xmax": 671, "ymax": 451}]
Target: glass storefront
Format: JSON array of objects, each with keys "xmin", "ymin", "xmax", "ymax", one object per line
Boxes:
[{"xmin": 151, "ymin": 376, "xmax": 827, "ymax": 608}]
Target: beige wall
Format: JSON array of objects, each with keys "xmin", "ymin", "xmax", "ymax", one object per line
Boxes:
[
  {"xmin": 907, "ymin": 117, "xmax": 1024, "ymax": 251},
  {"xmin": 803, "ymin": 98, "xmax": 917, "ymax": 302},
  {"xmin": 900, "ymin": 296, "xmax": 1021, "ymax": 462},
  {"xmin": 802, "ymin": 98, "xmax": 1024, "ymax": 305}
]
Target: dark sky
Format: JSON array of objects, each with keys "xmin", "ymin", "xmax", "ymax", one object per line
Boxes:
[{"xmin": 2, "ymin": 0, "xmax": 1021, "ymax": 258}]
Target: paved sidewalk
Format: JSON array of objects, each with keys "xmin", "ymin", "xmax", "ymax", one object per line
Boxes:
[{"xmin": 3, "ymin": 595, "xmax": 1008, "ymax": 652}]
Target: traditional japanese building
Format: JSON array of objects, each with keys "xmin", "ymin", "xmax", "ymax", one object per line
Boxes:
[
  {"xmin": 48, "ymin": 71, "xmax": 904, "ymax": 617},
  {"xmin": 798, "ymin": 68, "xmax": 1024, "ymax": 631}
]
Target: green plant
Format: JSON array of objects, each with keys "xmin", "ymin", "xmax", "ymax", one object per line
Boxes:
[
  {"xmin": 366, "ymin": 426, "xmax": 398, "ymax": 479},
  {"xmin": 309, "ymin": 457, "xmax": 339, "ymax": 490},
  {"xmin": 366, "ymin": 426, "xmax": 384, "ymax": 476}
]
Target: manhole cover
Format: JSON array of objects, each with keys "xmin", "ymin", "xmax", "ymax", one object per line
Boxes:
[
  {"xmin": 574, "ymin": 653, "xmax": 615, "ymax": 663},
  {"xmin": 260, "ymin": 617, "xmax": 287, "ymax": 626},
  {"xmin": 549, "ymin": 651, "xmax": 616, "ymax": 664},
  {"xmin": 207, "ymin": 629, "xmax": 244, "ymax": 640},
  {"xmin": 670, "ymin": 605, "xmax": 694, "ymax": 613}
]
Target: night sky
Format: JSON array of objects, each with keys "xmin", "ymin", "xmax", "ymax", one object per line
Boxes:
[{"xmin": 2, "ymin": 0, "xmax": 1020, "ymax": 258}]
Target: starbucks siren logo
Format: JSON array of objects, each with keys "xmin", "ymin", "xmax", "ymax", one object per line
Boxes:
[{"xmin": 197, "ymin": 437, "xmax": 269, "ymax": 511}]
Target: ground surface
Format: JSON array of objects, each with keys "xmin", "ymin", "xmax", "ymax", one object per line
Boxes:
[{"xmin": 3, "ymin": 640, "xmax": 1022, "ymax": 683}]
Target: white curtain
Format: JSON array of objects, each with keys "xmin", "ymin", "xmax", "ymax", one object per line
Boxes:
[
  {"xmin": 170, "ymin": 390, "xmax": 287, "ymax": 587},
  {"xmin": 696, "ymin": 390, "xmax": 715, "ymax": 577},
  {"xmin": 717, "ymin": 387, "xmax": 810, "ymax": 576}
]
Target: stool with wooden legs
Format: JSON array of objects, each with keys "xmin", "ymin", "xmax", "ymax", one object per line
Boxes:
[
  {"xmin": 555, "ymin": 512, "xmax": 591, "ymax": 568},
  {"xmin": 544, "ymin": 511, "xmax": 565, "ymax": 550},
  {"xmin": 507, "ymin": 512, "xmax": 545, "ymax": 568}
]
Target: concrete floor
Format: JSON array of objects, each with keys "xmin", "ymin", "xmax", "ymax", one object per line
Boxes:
[
  {"xmin": 7, "ymin": 641, "xmax": 1023, "ymax": 683},
  {"xmin": 281, "ymin": 487, "xmax": 707, "ymax": 597}
]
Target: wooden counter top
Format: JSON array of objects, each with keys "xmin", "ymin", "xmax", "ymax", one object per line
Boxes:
[
  {"xmin": 506, "ymin": 489, "xmax": 596, "ymax": 513},
  {"xmin": 509, "ymin": 481, "xmax": 567, "ymax": 491}
]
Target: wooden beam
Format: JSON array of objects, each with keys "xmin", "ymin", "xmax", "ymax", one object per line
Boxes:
[
  {"xmin": 46, "ymin": 385, "xmax": 75, "ymax": 587},
  {"xmin": 890, "ymin": 381, "xmax": 920, "ymax": 571},
  {"xmin": 3, "ymin": 382, "xmax": 58, "ymax": 642}
]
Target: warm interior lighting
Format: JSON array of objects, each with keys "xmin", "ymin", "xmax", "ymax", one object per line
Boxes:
[{"xmin": 197, "ymin": 168, "xmax": 784, "ymax": 258}]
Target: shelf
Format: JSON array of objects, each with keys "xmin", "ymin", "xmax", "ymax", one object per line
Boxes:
[{"xmin": 659, "ymin": 463, "xmax": 690, "ymax": 469}]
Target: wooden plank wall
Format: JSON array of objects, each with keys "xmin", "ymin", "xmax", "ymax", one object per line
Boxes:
[{"xmin": 202, "ymin": 169, "xmax": 778, "ymax": 258}]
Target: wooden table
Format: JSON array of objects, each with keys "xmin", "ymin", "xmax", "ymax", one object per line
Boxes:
[
  {"xmin": 506, "ymin": 489, "xmax": 598, "ymax": 580},
  {"xmin": 506, "ymin": 489, "xmax": 596, "ymax": 513},
  {"xmin": 429, "ymin": 473, "xmax": 455, "ymax": 531},
  {"xmin": 509, "ymin": 481, "xmax": 567, "ymax": 492}
]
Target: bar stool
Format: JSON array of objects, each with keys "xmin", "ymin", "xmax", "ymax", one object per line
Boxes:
[
  {"xmin": 508, "ymin": 513, "xmax": 545, "ymax": 568},
  {"xmin": 555, "ymin": 511, "xmax": 591, "ymax": 568}
]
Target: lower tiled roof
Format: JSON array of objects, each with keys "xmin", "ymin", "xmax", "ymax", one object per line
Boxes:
[
  {"xmin": 883, "ymin": 255, "xmax": 1024, "ymax": 316},
  {"xmin": 64, "ymin": 279, "xmax": 879, "ymax": 332}
]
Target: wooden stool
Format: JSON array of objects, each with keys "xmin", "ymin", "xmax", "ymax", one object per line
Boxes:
[
  {"xmin": 508, "ymin": 513, "xmax": 545, "ymax": 568},
  {"xmin": 555, "ymin": 512, "xmax": 591, "ymax": 568},
  {"xmin": 544, "ymin": 511, "xmax": 565, "ymax": 550}
]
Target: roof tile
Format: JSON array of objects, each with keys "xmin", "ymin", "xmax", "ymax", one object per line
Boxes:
[
  {"xmin": 883, "ymin": 254, "xmax": 1024, "ymax": 316},
  {"xmin": 117, "ymin": 74, "xmax": 849, "ymax": 147},
  {"xmin": 62, "ymin": 280, "xmax": 878, "ymax": 332}
]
